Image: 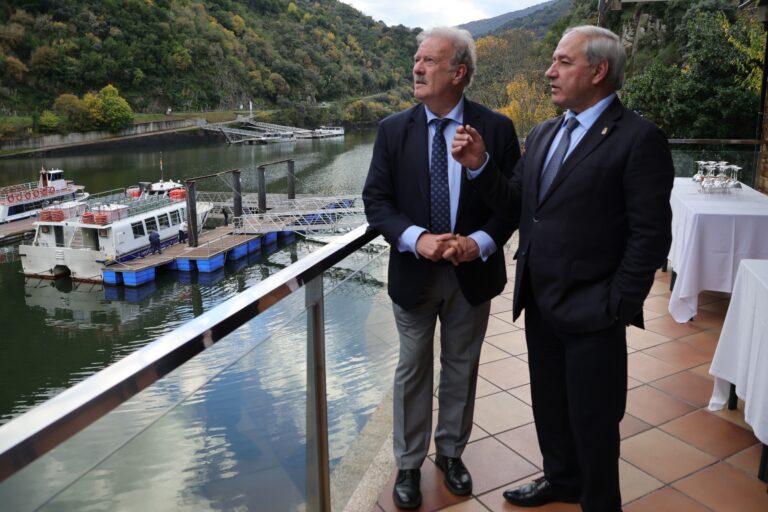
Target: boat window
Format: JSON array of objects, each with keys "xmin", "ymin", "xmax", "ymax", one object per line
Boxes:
[
  {"xmin": 145, "ymin": 217, "xmax": 158, "ymax": 232},
  {"xmin": 169, "ymin": 210, "xmax": 180, "ymax": 225},
  {"xmin": 131, "ymin": 221, "xmax": 145, "ymax": 239},
  {"xmin": 157, "ymin": 213, "xmax": 170, "ymax": 229},
  {"xmin": 98, "ymin": 228, "xmax": 110, "ymax": 238},
  {"xmin": 180, "ymin": 207, "xmax": 186, "ymax": 219},
  {"xmin": 41, "ymin": 225, "xmax": 50, "ymax": 234}
]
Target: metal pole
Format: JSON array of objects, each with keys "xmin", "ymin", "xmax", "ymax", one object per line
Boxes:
[
  {"xmin": 287, "ymin": 160, "xmax": 296, "ymax": 200},
  {"xmin": 187, "ymin": 180, "xmax": 199, "ymax": 247},
  {"xmin": 233, "ymin": 169, "xmax": 243, "ymax": 219},
  {"xmin": 305, "ymin": 275, "xmax": 330, "ymax": 512},
  {"xmin": 597, "ymin": 0, "xmax": 606, "ymax": 27},
  {"xmin": 257, "ymin": 165, "xmax": 267, "ymax": 213}
]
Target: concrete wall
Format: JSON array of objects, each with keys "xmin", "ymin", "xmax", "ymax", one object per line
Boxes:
[{"xmin": 0, "ymin": 119, "xmax": 199, "ymax": 151}]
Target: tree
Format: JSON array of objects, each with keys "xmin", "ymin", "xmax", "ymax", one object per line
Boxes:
[
  {"xmin": 54, "ymin": 93, "xmax": 93, "ymax": 131},
  {"xmin": 497, "ymin": 74, "xmax": 556, "ymax": 136},
  {"xmin": 96, "ymin": 85, "xmax": 133, "ymax": 131},
  {"xmin": 38, "ymin": 110, "xmax": 61, "ymax": 133}
]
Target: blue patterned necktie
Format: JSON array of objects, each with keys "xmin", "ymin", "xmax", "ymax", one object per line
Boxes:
[
  {"xmin": 539, "ymin": 117, "xmax": 580, "ymax": 202},
  {"xmin": 430, "ymin": 118, "xmax": 451, "ymax": 233}
]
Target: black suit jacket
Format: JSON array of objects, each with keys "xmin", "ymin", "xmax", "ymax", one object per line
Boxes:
[
  {"xmin": 362, "ymin": 99, "xmax": 520, "ymax": 309},
  {"xmin": 471, "ymin": 97, "xmax": 673, "ymax": 332}
]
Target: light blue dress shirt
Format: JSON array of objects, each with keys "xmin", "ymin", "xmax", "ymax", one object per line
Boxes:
[
  {"xmin": 542, "ymin": 93, "xmax": 617, "ymax": 169},
  {"xmin": 397, "ymin": 98, "xmax": 496, "ymax": 261}
]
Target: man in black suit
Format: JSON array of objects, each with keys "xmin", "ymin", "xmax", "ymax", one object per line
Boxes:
[
  {"xmin": 451, "ymin": 25, "xmax": 673, "ymax": 512},
  {"xmin": 362, "ymin": 26, "xmax": 520, "ymax": 509}
]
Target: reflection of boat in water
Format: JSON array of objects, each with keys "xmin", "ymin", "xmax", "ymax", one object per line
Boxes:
[
  {"xmin": 19, "ymin": 180, "xmax": 213, "ymax": 283},
  {"xmin": 0, "ymin": 167, "xmax": 88, "ymax": 224},
  {"xmin": 24, "ymin": 277, "xmax": 142, "ymax": 329}
]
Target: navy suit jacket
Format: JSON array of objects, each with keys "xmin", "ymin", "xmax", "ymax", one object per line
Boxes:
[
  {"xmin": 470, "ymin": 97, "xmax": 673, "ymax": 332},
  {"xmin": 362, "ymin": 99, "xmax": 520, "ymax": 309}
]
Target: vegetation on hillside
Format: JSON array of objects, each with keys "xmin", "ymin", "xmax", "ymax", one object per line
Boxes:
[{"xmin": 0, "ymin": 0, "xmax": 417, "ymax": 117}]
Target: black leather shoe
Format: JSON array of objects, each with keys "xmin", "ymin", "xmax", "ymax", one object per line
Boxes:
[
  {"xmin": 435, "ymin": 455, "xmax": 472, "ymax": 495},
  {"xmin": 393, "ymin": 469, "xmax": 421, "ymax": 509},
  {"xmin": 503, "ymin": 477, "xmax": 579, "ymax": 507}
]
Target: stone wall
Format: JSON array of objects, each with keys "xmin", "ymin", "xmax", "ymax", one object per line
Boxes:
[{"xmin": 0, "ymin": 119, "xmax": 199, "ymax": 151}]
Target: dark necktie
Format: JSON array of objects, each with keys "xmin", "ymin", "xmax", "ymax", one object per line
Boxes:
[
  {"xmin": 539, "ymin": 117, "xmax": 580, "ymax": 202},
  {"xmin": 430, "ymin": 118, "xmax": 451, "ymax": 233}
]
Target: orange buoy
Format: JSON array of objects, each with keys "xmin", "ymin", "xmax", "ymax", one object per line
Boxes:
[
  {"xmin": 127, "ymin": 187, "xmax": 141, "ymax": 197},
  {"xmin": 7, "ymin": 194, "xmax": 14, "ymax": 203},
  {"xmin": 82, "ymin": 212, "xmax": 95, "ymax": 224},
  {"xmin": 50, "ymin": 210, "xmax": 64, "ymax": 222},
  {"xmin": 48, "ymin": 186, "xmax": 55, "ymax": 194},
  {"xmin": 32, "ymin": 189, "xmax": 40, "ymax": 198},
  {"xmin": 40, "ymin": 210, "xmax": 52, "ymax": 221},
  {"xmin": 94, "ymin": 213, "xmax": 108, "ymax": 225},
  {"xmin": 24, "ymin": 191, "xmax": 32, "ymax": 200}
]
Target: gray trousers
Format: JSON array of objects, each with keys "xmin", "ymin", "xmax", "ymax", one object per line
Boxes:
[{"xmin": 392, "ymin": 265, "xmax": 491, "ymax": 469}]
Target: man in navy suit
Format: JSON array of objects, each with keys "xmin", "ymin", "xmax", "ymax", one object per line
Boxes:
[
  {"xmin": 452, "ymin": 25, "xmax": 673, "ymax": 512},
  {"xmin": 363, "ymin": 26, "xmax": 520, "ymax": 509}
]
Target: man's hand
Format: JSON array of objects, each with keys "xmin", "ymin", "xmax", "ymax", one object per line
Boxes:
[
  {"xmin": 437, "ymin": 234, "xmax": 480, "ymax": 265},
  {"xmin": 451, "ymin": 124, "xmax": 486, "ymax": 170},
  {"xmin": 416, "ymin": 232, "xmax": 456, "ymax": 261}
]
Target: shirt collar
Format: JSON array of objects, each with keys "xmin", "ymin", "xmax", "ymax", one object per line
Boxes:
[
  {"xmin": 425, "ymin": 97, "xmax": 464, "ymax": 126},
  {"xmin": 566, "ymin": 93, "xmax": 616, "ymax": 131}
]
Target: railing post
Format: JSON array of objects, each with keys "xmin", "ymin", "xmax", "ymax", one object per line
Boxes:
[
  {"xmin": 233, "ymin": 169, "xmax": 243, "ymax": 219},
  {"xmin": 305, "ymin": 274, "xmax": 330, "ymax": 512},
  {"xmin": 187, "ymin": 180, "xmax": 198, "ymax": 248},
  {"xmin": 258, "ymin": 165, "xmax": 267, "ymax": 213},
  {"xmin": 287, "ymin": 160, "xmax": 296, "ymax": 200}
]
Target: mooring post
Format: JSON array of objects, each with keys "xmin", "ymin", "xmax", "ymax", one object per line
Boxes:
[
  {"xmin": 187, "ymin": 180, "xmax": 199, "ymax": 247},
  {"xmin": 233, "ymin": 168, "xmax": 243, "ymax": 219},
  {"xmin": 287, "ymin": 160, "xmax": 296, "ymax": 200},
  {"xmin": 257, "ymin": 165, "xmax": 266, "ymax": 213}
]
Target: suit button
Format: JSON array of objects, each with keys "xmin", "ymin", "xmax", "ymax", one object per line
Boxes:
[{"xmin": 533, "ymin": 217, "xmax": 540, "ymax": 223}]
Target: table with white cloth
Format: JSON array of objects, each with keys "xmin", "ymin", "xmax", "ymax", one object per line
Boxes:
[
  {"xmin": 708, "ymin": 259, "xmax": 768, "ymax": 482},
  {"xmin": 668, "ymin": 177, "xmax": 768, "ymax": 323}
]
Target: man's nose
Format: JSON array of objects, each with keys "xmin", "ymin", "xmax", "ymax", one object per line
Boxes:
[{"xmin": 545, "ymin": 63, "xmax": 556, "ymax": 78}]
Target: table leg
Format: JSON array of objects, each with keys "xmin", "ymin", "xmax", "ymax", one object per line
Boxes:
[
  {"xmin": 670, "ymin": 270, "xmax": 677, "ymax": 291},
  {"xmin": 728, "ymin": 384, "xmax": 738, "ymax": 410},
  {"xmin": 759, "ymin": 444, "xmax": 767, "ymax": 483}
]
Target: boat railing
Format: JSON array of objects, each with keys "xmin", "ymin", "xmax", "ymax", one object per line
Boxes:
[
  {"xmin": 0, "ymin": 181, "xmax": 37, "ymax": 199},
  {"xmin": 0, "ymin": 224, "xmax": 380, "ymax": 512}
]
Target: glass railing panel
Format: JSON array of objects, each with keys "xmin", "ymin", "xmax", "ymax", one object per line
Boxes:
[
  {"xmin": 0, "ymin": 287, "xmax": 310, "ymax": 511},
  {"xmin": 669, "ymin": 141, "xmax": 759, "ymax": 186},
  {"xmin": 0, "ymin": 231, "xmax": 394, "ymax": 512}
]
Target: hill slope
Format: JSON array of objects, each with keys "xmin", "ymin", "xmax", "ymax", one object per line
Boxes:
[
  {"xmin": 0, "ymin": 0, "xmax": 417, "ymax": 113},
  {"xmin": 459, "ymin": 1, "xmax": 559, "ymax": 38}
]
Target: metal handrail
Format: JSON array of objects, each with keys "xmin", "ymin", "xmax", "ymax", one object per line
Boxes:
[{"xmin": 0, "ymin": 224, "xmax": 377, "ymax": 487}]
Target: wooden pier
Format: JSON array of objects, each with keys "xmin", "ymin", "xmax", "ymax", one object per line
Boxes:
[{"xmin": 0, "ymin": 218, "xmax": 36, "ymax": 245}]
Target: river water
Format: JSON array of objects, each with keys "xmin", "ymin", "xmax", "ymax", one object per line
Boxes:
[{"xmin": 0, "ymin": 128, "xmax": 384, "ymax": 424}]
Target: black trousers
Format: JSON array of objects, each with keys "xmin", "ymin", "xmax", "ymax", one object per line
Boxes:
[{"xmin": 523, "ymin": 284, "xmax": 627, "ymax": 512}]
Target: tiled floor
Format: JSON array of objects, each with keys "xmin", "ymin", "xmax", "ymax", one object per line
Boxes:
[{"xmin": 375, "ymin": 260, "xmax": 768, "ymax": 511}]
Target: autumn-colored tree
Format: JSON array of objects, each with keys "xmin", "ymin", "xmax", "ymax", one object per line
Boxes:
[
  {"xmin": 54, "ymin": 93, "xmax": 93, "ymax": 131},
  {"xmin": 498, "ymin": 74, "xmax": 556, "ymax": 136}
]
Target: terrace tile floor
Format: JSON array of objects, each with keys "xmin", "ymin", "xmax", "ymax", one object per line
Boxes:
[{"xmin": 373, "ymin": 262, "xmax": 768, "ymax": 511}]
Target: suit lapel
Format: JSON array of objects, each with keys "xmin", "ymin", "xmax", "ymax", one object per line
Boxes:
[
  {"xmin": 540, "ymin": 98, "xmax": 624, "ymax": 205},
  {"xmin": 457, "ymin": 99, "xmax": 484, "ymax": 223},
  {"xmin": 530, "ymin": 116, "xmax": 563, "ymax": 206},
  {"xmin": 405, "ymin": 104, "xmax": 430, "ymax": 205}
]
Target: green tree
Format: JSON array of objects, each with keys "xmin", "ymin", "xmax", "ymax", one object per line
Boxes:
[
  {"xmin": 38, "ymin": 110, "xmax": 61, "ymax": 133},
  {"xmin": 96, "ymin": 85, "xmax": 133, "ymax": 131}
]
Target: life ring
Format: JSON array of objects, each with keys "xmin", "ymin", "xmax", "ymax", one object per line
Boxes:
[
  {"xmin": 41, "ymin": 188, "xmax": 48, "ymax": 196},
  {"xmin": 15, "ymin": 193, "xmax": 22, "ymax": 201},
  {"xmin": 7, "ymin": 194, "xmax": 14, "ymax": 203},
  {"xmin": 32, "ymin": 189, "xmax": 40, "ymax": 198},
  {"xmin": 24, "ymin": 191, "xmax": 32, "ymax": 200},
  {"xmin": 48, "ymin": 187, "xmax": 55, "ymax": 194}
]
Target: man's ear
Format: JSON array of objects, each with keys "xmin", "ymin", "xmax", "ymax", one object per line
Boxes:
[
  {"xmin": 592, "ymin": 59, "xmax": 609, "ymax": 85},
  {"xmin": 453, "ymin": 64, "xmax": 467, "ymax": 84}
]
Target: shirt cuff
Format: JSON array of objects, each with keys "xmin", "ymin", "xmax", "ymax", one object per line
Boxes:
[
  {"xmin": 468, "ymin": 230, "xmax": 496, "ymax": 261},
  {"xmin": 397, "ymin": 225, "xmax": 427, "ymax": 256},
  {"xmin": 466, "ymin": 152, "xmax": 490, "ymax": 179}
]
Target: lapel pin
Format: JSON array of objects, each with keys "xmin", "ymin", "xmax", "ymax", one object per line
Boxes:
[{"xmin": 601, "ymin": 127, "xmax": 608, "ymax": 135}]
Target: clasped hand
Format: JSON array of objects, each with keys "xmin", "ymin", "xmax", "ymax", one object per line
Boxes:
[{"xmin": 415, "ymin": 233, "xmax": 479, "ymax": 265}]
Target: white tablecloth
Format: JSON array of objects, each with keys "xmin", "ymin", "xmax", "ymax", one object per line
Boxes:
[
  {"xmin": 668, "ymin": 178, "xmax": 768, "ymax": 322},
  {"xmin": 708, "ymin": 259, "xmax": 768, "ymax": 445}
]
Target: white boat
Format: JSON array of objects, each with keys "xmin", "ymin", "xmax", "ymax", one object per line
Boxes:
[
  {"xmin": 19, "ymin": 181, "xmax": 213, "ymax": 282},
  {"xmin": 0, "ymin": 167, "xmax": 88, "ymax": 223}
]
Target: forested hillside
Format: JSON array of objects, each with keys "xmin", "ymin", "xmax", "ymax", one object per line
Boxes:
[
  {"xmin": 0, "ymin": 0, "xmax": 417, "ymax": 114},
  {"xmin": 458, "ymin": 1, "xmax": 559, "ymax": 38}
]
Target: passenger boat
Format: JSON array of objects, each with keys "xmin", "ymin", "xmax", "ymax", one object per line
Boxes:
[
  {"xmin": 0, "ymin": 167, "xmax": 88, "ymax": 223},
  {"xmin": 19, "ymin": 180, "xmax": 213, "ymax": 282}
]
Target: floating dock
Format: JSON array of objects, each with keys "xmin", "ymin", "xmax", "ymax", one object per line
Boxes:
[{"xmin": 101, "ymin": 226, "xmax": 294, "ymax": 287}]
